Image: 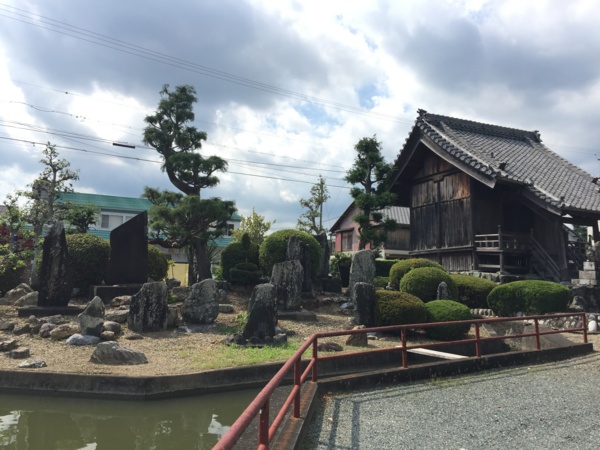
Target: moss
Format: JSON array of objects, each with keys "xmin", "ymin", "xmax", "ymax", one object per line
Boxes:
[
  {"xmin": 487, "ymin": 280, "xmax": 571, "ymax": 316},
  {"xmin": 399, "ymin": 267, "xmax": 458, "ymax": 302},
  {"xmin": 425, "ymin": 300, "xmax": 472, "ymax": 341},
  {"xmin": 389, "ymin": 258, "xmax": 445, "ymax": 290},
  {"xmin": 375, "ymin": 290, "xmax": 428, "ymax": 326},
  {"xmin": 259, "ymin": 229, "xmax": 322, "ymax": 279},
  {"xmin": 451, "ymin": 274, "xmax": 497, "ymax": 309}
]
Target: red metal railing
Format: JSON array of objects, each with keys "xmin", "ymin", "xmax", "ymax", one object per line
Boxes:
[{"xmin": 215, "ymin": 312, "xmax": 587, "ymax": 449}]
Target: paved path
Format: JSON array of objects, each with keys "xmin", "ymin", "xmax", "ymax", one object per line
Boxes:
[{"xmin": 303, "ymin": 350, "xmax": 600, "ymax": 450}]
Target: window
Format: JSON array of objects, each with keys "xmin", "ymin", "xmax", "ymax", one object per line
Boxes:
[
  {"xmin": 341, "ymin": 230, "xmax": 353, "ymax": 251},
  {"xmin": 100, "ymin": 213, "xmax": 136, "ymax": 230},
  {"xmin": 227, "ymin": 224, "xmax": 235, "ymax": 236}
]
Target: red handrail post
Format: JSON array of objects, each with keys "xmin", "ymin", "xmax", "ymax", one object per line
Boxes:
[
  {"xmin": 534, "ymin": 319, "xmax": 540, "ymax": 350},
  {"xmin": 475, "ymin": 322, "xmax": 481, "ymax": 357},
  {"xmin": 293, "ymin": 360, "xmax": 301, "ymax": 418},
  {"xmin": 312, "ymin": 338, "xmax": 318, "ymax": 382},
  {"xmin": 401, "ymin": 328, "xmax": 407, "ymax": 368},
  {"xmin": 259, "ymin": 399, "xmax": 270, "ymax": 449},
  {"xmin": 583, "ymin": 313, "xmax": 588, "ymax": 344}
]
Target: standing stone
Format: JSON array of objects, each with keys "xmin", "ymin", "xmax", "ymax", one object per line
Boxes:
[
  {"xmin": 271, "ymin": 260, "xmax": 303, "ymax": 311},
  {"xmin": 127, "ymin": 282, "xmax": 169, "ymax": 332},
  {"xmin": 349, "ymin": 250, "xmax": 376, "ymax": 294},
  {"xmin": 78, "ymin": 296, "xmax": 105, "ymax": 337},
  {"xmin": 314, "ymin": 233, "xmax": 330, "ymax": 278},
  {"xmin": 106, "ymin": 211, "xmax": 148, "ymax": 285},
  {"xmin": 352, "ymin": 282, "xmax": 376, "ymax": 327},
  {"xmin": 243, "ymin": 284, "xmax": 277, "ymax": 341},
  {"xmin": 437, "ymin": 281, "xmax": 450, "ymax": 300},
  {"xmin": 286, "ymin": 236, "xmax": 312, "ymax": 293},
  {"xmin": 38, "ymin": 221, "xmax": 73, "ymax": 307},
  {"xmin": 181, "ymin": 279, "xmax": 220, "ymax": 324}
]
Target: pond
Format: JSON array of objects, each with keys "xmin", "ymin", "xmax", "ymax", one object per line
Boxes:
[{"xmin": 0, "ymin": 389, "xmax": 258, "ymax": 449}]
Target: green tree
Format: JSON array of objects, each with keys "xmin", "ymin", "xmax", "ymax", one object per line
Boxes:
[
  {"xmin": 56, "ymin": 203, "xmax": 101, "ymax": 233},
  {"xmin": 345, "ymin": 135, "xmax": 397, "ymax": 250},
  {"xmin": 143, "ymin": 85, "xmax": 236, "ymax": 282},
  {"xmin": 231, "ymin": 207, "xmax": 274, "ymax": 246},
  {"xmin": 297, "ymin": 175, "xmax": 329, "ymax": 234}
]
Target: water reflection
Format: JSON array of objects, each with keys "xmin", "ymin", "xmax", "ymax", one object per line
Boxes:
[{"xmin": 0, "ymin": 389, "xmax": 258, "ymax": 449}]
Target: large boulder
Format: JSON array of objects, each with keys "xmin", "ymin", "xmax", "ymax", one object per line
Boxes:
[
  {"xmin": 14, "ymin": 291, "xmax": 38, "ymax": 307},
  {"xmin": 242, "ymin": 283, "xmax": 277, "ymax": 341},
  {"xmin": 349, "ymin": 250, "xmax": 376, "ymax": 294},
  {"xmin": 286, "ymin": 236, "xmax": 312, "ymax": 293},
  {"xmin": 271, "ymin": 260, "xmax": 303, "ymax": 311},
  {"xmin": 181, "ymin": 279, "xmax": 220, "ymax": 324},
  {"xmin": 127, "ymin": 282, "xmax": 169, "ymax": 332},
  {"xmin": 38, "ymin": 221, "xmax": 73, "ymax": 307},
  {"xmin": 90, "ymin": 341, "xmax": 148, "ymax": 365},
  {"xmin": 78, "ymin": 296, "xmax": 105, "ymax": 337},
  {"xmin": 49, "ymin": 323, "xmax": 79, "ymax": 340},
  {"xmin": 1, "ymin": 284, "xmax": 33, "ymax": 305}
]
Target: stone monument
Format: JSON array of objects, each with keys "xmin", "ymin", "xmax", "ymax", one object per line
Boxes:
[
  {"xmin": 38, "ymin": 221, "xmax": 73, "ymax": 307},
  {"xmin": 106, "ymin": 211, "xmax": 148, "ymax": 285}
]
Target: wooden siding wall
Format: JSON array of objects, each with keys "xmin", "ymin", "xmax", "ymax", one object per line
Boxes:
[{"xmin": 385, "ymin": 227, "xmax": 410, "ymax": 250}]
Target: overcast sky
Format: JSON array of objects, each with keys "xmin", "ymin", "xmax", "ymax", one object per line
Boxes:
[{"xmin": 2, "ymin": 0, "xmax": 600, "ymax": 232}]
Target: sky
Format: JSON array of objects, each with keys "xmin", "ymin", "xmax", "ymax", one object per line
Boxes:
[{"xmin": 1, "ymin": 0, "xmax": 600, "ymax": 233}]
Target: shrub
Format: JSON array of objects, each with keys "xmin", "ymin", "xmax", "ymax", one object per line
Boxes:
[
  {"xmin": 373, "ymin": 276, "xmax": 389, "ymax": 289},
  {"xmin": 389, "ymin": 258, "xmax": 445, "ymax": 290},
  {"xmin": 66, "ymin": 233, "xmax": 110, "ymax": 293},
  {"xmin": 451, "ymin": 274, "xmax": 497, "ymax": 309},
  {"xmin": 375, "ymin": 259, "xmax": 398, "ymax": 277},
  {"xmin": 259, "ymin": 229, "xmax": 322, "ymax": 279},
  {"xmin": 487, "ymin": 280, "xmax": 570, "ymax": 316},
  {"xmin": 399, "ymin": 267, "xmax": 458, "ymax": 302},
  {"xmin": 0, "ymin": 248, "xmax": 27, "ymax": 297},
  {"xmin": 375, "ymin": 290, "xmax": 429, "ymax": 326},
  {"xmin": 221, "ymin": 235, "xmax": 259, "ymax": 282},
  {"xmin": 230, "ymin": 262, "xmax": 262, "ymax": 286},
  {"xmin": 425, "ymin": 300, "xmax": 472, "ymax": 341},
  {"xmin": 148, "ymin": 245, "xmax": 169, "ymax": 281}
]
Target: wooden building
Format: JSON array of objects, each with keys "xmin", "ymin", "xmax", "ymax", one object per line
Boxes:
[{"xmin": 389, "ymin": 111, "xmax": 595, "ymax": 281}]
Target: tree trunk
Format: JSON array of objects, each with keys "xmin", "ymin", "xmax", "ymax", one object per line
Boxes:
[
  {"xmin": 194, "ymin": 240, "xmax": 213, "ymax": 281},
  {"xmin": 187, "ymin": 245, "xmax": 197, "ymax": 285}
]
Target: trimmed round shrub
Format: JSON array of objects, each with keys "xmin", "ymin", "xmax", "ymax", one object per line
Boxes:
[
  {"xmin": 0, "ymin": 264, "xmax": 26, "ymax": 297},
  {"xmin": 399, "ymin": 267, "xmax": 458, "ymax": 302},
  {"xmin": 389, "ymin": 258, "xmax": 445, "ymax": 290},
  {"xmin": 259, "ymin": 229, "xmax": 322, "ymax": 279},
  {"xmin": 425, "ymin": 300, "xmax": 472, "ymax": 341},
  {"xmin": 375, "ymin": 259, "xmax": 398, "ymax": 277},
  {"xmin": 375, "ymin": 290, "xmax": 429, "ymax": 326},
  {"xmin": 230, "ymin": 262, "xmax": 262, "ymax": 286},
  {"xmin": 66, "ymin": 233, "xmax": 110, "ymax": 293},
  {"xmin": 451, "ymin": 274, "xmax": 497, "ymax": 309},
  {"xmin": 221, "ymin": 240, "xmax": 259, "ymax": 282},
  {"xmin": 487, "ymin": 280, "xmax": 570, "ymax": 316},
  {"xmin": 148, "ymin": 245, "xmax": 169, "ymax": 281}
]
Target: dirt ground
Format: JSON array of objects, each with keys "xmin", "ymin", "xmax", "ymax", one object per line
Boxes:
[{"xmin": 0, "ymin": 287, "xmax": 597, "ymax": 376}]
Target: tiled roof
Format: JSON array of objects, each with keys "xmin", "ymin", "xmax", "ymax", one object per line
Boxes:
[
  {"xmin": 398, "ymin": 112, "xmax": 600, "ymax": 214},
  {"xmin": 380, "ymin": 206, "xmax": 410, "ymax": 225}
]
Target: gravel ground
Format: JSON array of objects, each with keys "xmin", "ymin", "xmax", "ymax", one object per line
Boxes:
[{"xmin": 303, "ymin": 334, "xmax": 600, "ymax": 450}]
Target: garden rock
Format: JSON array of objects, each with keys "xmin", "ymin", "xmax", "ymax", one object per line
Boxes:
[
  {"xmin": 78, "ymin": 296, "xmax": 105, "ymax": 336},
  {"xmin": 128, "ymin": 282, "xmax": 169, "ymax": 332},
  {"xmin": 589, "ymin": 319, "xmax": 598, "ymax": 333},
  {"xmin": 349, "ymin": 250, "xmax": 376, "ymax": 293},
  {"xmin": 40, "ymin": 314, "xmax": 67, "ymax": 325},
  {"xmin": 437, "ymin": 281, "xmax": 450, "ymax": 300},
  {"xmin": 2, "ymin": 284, "xmax": 32, "ymax": 305},
  {"xmin": 125, "ymin": 334, "xmax": 143, "ymax": 340},
  {"xmin": 219, "ymin": 304, "xmax": 235, "ymax": 313},
  {"xmin": 90, "ymin": 341, "xmax": 148, "ymax": 365},
  {"xmin": 11, "ymin": 323, "xmax": 32, "ymax": 336},
  {"xmin": 181, "ymin": 279, "xmax": 220, "ymax": 324},
  {"xmin": 286, "ymin": 236, "xmax": 312, "ymax": 293},
  {"xmin": 103, "ymin": 321, "xmax": 121, "ymax": 334},
  {"xmin": 0, "ymin": 338, "xmax": 18, "ymax": 352},
  {"xmin": 242, "ymin": 283, "xmax": 277, "ymax": 341},
  {"xmin": 101, "ymin": 331, "xmax": 115, "ymax": 340},
  {"xmin": 14, "ymin": 291, "xmax": 38, "ymax": 307},
  {"xmin": 346, "ymin": 325, "xmax": 368, "ymax": 347},
  {"xmin": 8, "ymin": 347, "xmax": 30, "ymax": 359},
  {"xmin": 105, "ymin": 310, "xmax": 128, "ymax": 323},
  {"xmin": 171, "ymin": 286, "xmax": 190, "ymax": 303},
  {"xmin": 352, "ymin": 282, "xmax": 376, "ymax": 327},
  {"xmin": 66, "ymin": 334, "xmax": 101, "ymax": 346},
  {"xmin": 18, "ymin": 359, "xmax": 47, "ymax": 369},
  {"xmin": 271, "ymin": 260, "xmax": 303, "ymax": 311},
  {"xmin": 0, "ymin": 320, "xmax": 17, "ymax": 331},
  {"xmin": 167, "ymin": 305, "xmax": 179, "ymax": 328},
  {"xmin": 317, "ymin": 342, "xmax": 343, "ymax": 352},
  {"xmin": 38, "ymin": 221, "xmax": 73, "ymax": 307},
  {"xmin": 49, "ymin": 323, "xmax": 79, "ymax": 340},
  {"xmin": 38, "ymin": 323, "xmax": 56, "ymax": 338},
  {"xmin": 110, "ymin": 296, "xmax": 131, "ymax": 307}
]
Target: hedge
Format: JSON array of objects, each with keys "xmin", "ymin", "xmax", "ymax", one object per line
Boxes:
[
  {"xmin": 425, "ymin": 300, "xmax": 472, "ymax": 341},
  {"xmin": 66, "ymin": 233, "xmax": 110, "ymax": 293},
  {"xmin": 451, "ymin": 274, "xmax": 497, "ymax": 309},
  {"xmin": 399, "ymin": 267, "xmax": 458, "ymax": 302},
  {"xmin": 375, "ymin": 259, "xmax": 398, "ymax": 277},
  {"xmin": 389, "ymin": 258, "xmax": 445, "ymax": 290},
  {"xmin": 148, "ymin": 245, "xmax": 169, "ymax": 281},
  {"xmin": 221, "ymin": 239, "xmax": 259, "ymax": 282},
  {"xmin": 486, "ymin": 280, "xmax": 571, "ymax": 316},
  {"xmin": 259, "ymin": 229, "xmax": 321, "ymax": 279},
  {"xmin": 375, "ymin": 290, "xmax": 428, "ymax": 326}
]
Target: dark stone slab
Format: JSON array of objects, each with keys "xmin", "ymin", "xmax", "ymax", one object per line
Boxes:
[
  {"xmin": 89, "ymin": 284, "xmax": 143, "ymax": 304},
  {"xmin": 38, "ymin": 221, "xmax": 73, "ymax": 307},
  {"xmin": 18, "ymin": 306, "xmax": 85, "ymax": 318},
  {"xmin": 106, "ymin": 211, "xmax": 148, "ymax": 285}
]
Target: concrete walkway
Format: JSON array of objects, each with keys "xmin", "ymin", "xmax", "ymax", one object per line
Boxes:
[{"xmin": 303, "ymin": 351, "xmax": 600, "ymax": 449}]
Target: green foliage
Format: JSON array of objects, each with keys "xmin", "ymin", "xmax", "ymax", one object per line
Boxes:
[
  {"xmin": 235, "ymin": 311, "xmax": 248, "ymax": 333},
  {"xmin": 231, "ymin": 208, "xmax": 274, "ymax": 246},
  {"xmin": 297, "ymin": 175, "xmax": 330, "ymax": 234},
  {"xmin": 259, "ymin": 229, "xmax": 322, "ymax": 278},
  {"xmin": 373, "ymin": 276, "xmax": 389, "ymax": 289},
  {"xmin": 375, "ymin": 290, "xmax": 428, "ymax": 326},
  {"xmin": 425, "ymin": 300, "xmax": 472, "ymax": 341},
  {"xmin": 389, "ymin": 258, "xmax": 445, "ymax": 290},
  {"xmin": 148, "ymin": 245, "xmax": 169, "ymax": 281},
  {"xmin": 56, "ymin": 202, "xmax": 101, "ymax": 233},
  {"xmin": 375, "ymin": 259, "xmax": 398, "ymax": 277},
  {"xmin": 66, "ymin": 233, "xmax": 110, "ymax": 293},
  {"xmin": 212, "ymin": 265, "xmax": 224, "ymax": 281},
  {"xmin": 330, "ymin": 252, "xmax": 352, "ymax": 277},
  {"xmin": 451, "ymin": 274, "xmax": 497, "ymax": 309},
  {"xmin": 0, "ymin": 197, "xmax": 33, "ymax": 295},
  {"xmin": 345, "ymin": 135, "xmax": 398, "ymax": 249},
  {"xmin": 0, "ymin": 245, "xmax": 27, "ymax": 296},
  {"xmin": 230, "ymin": 262, "xmax": 262, "ymax": 286},
  {"xmin": 221, "ymin": 236, "xmax": 259, "ymax": 281},
  {"xmin": 486, "ymin": 280, "xmax": 571, "ymax": 316},
  {"xmin": 399, "ymin": 267, "xmax": 458, "ymax": 302}
]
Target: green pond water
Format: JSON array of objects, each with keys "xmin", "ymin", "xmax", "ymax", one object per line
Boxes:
[{"xmin": 0, "ymin": 390, "xmax": 259, "ymax": 450}]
